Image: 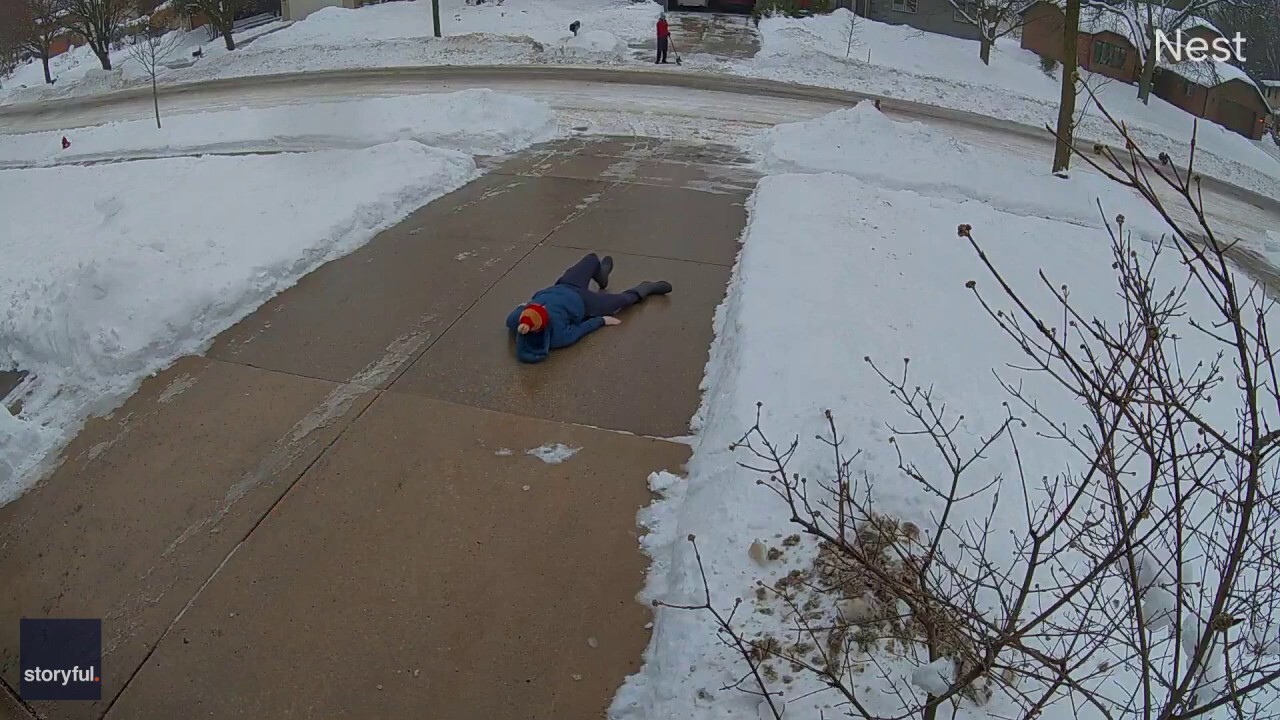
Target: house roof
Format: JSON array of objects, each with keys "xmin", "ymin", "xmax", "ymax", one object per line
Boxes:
[
  {"xmin": 1023, "ymin": 0, "xmax": 1222, "ymax": 48},
  {"xmin": 1262, "ymin": 80, "xmax": 1280, "ymax": 89}
]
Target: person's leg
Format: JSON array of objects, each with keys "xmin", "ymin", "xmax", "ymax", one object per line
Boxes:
[
  {"xmin": 555, "ymin": 253, "xmax": 601, "ymax": 290},
  {"xmin": 579, "ymin": 288, "xmax": 642, "ymax": 318},
  {"xmin": 577, "ymin": 280, "xmax": 672, "ymax": 318}
]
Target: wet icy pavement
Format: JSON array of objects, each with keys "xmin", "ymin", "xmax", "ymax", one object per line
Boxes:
[
  {"xmin": 0, "ymin": 138, "xmax": 757, "ymax": 720},
  {"xmin": 628, "ymin": 11, "xmax": 762, "ymax": 62}
]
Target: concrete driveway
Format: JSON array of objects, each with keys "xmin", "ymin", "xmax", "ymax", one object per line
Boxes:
[{"xmin": 0, "ymin": 137, "xmax": 758, "ymax": 719}]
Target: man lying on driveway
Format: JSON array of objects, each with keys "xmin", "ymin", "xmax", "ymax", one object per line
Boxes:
[{"xmin": 505, "ymin": 253, "xmax": 672, "ymax": 364}]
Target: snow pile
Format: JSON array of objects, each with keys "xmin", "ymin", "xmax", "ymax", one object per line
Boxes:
[
  {"xmin": 0, "ymin": 90, "xmax": 559, "ymax": 167},
  {"xmin": 7, "ymin": 66, "xmax": 128, "ymax": 104},
  {"xmin": 0, "ymin": 91, "xmax": 562, "ymax": 503},
  {"xmin": 751, "ymin": 101, "xmax": 1167, "ymax": 237},
  {"xmin": 614, "ymin": 107, "xmax": 1256, "ymax": 718},
  {"xmin": 526, "ymin": 443, "xmax": 581, "ymax": 464},
  {"xmin": 734, "ymin": 10, "xmax": 1280, "ymax": 198},
  {"xmin": 556, "ymin": 30, "xmax": 629, "ymax": 62}
]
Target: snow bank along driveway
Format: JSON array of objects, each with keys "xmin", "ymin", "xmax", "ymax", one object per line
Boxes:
[
  {"xmin": 0, "ymin": 89, "xmax": 558, "ymax": 504},
  {"xmin": 614, "ymin": 102, "xmax": 1267, "ymax": 719}
]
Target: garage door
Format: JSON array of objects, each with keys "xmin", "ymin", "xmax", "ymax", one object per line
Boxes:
[{"xmin": 1217, "ymin": 99, "xmax": 1258, "ymax": 138}]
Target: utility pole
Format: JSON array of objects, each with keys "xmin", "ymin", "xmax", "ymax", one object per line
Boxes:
[{"xmin": 432, "ymin": 0, "xmax": 441, "ymax": 37}]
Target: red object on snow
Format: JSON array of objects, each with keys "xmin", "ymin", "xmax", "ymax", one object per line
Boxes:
[
  {"xmin": 61, "ymin": 136, "xmax": 70, "ymax": 150},
  {"xmin": 657, "ymin": 18, "xmax": 670, "ymax": 38}
]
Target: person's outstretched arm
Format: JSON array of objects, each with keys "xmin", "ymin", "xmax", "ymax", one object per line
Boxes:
[{"xmin": 551, "ymin": 317, "xmax": 606, "ymax": 348}]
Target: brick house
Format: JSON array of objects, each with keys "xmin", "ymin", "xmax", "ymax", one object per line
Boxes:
[
  {"xmin": 1021, "ymin": 1, "xmax": 1141, "ymax": 81},
  {"xmin": 1153, "ymin": 62, "xmax": 1272, "ymax": 139},
  {"xmin": 1019, "ymin": 0, "xmax": 1271, "ymax": 139},
  {"xmin": 1262, "ymin": 81, "xmax": 1280, "ymax": 130},
  {"xmin": 849, "ymin": 0, "xmax": 982, "ymax": 41}
]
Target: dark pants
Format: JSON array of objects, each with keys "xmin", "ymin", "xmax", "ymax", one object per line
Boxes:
[
  {"xmin": 656, "ymin": 36, "xmax": 668, "ymax": 63},
  {"xmin": 556, "ymin": 253, "xmax": 640, "ymax": 317}
]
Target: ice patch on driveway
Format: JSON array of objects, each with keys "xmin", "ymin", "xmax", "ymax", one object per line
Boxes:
[{"xmin": 526, "ymin": 443, "xmax": 581, "ymax": 464}]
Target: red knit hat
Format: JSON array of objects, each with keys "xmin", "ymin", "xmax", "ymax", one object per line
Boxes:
[{"xmin": 518, "ymin": 303, "xmax": 550, "ymax": 333}]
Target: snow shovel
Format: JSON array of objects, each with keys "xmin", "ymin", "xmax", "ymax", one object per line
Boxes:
[{"xmin": 669, "ymin": 38, "xmax": 683, "ymax": 65}]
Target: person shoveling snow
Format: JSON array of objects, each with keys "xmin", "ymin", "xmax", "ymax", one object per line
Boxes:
[
  {"xmin": 505, "ymin": 253, "xmax": 671, "ymax": 364},
  {"xmin": 656, "ymin": 13, "xmax": 672, "ymax": 64}
]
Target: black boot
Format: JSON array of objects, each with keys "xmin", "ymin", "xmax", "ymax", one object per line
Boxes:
[
  {"xmin": 594, "ymin": 255, "xmax": 614, "ymax": 290},
  {"xmin": 630, "ymin": 280, "xmax": 672, "ymax": 299}
]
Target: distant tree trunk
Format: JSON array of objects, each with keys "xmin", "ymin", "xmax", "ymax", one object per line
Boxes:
[
  {"xmin": 91, "ymin": 41, "xmax": 112, "ymax": 69},
  {"xmin": 41, "ymin": 54, "xmax": 52, "ymax": 83},
  {"xmin": 1052, "ymin": 0, "xmax": 1080, "ymax": 173},
  {"xmin": 152, "ymin": 75, "xmax": 161, "ymax": 128},
  {"xmin": 979, "ymin": 34, "xmax": 992, "ymax": 65},
  {"xmin": 222, "ymin": 24, "xmax": 235, "ymax": 50},
  {"xmin": 431, "ymin": 0, "xmax": 441, "ymax": 37},
  {"xmin": 1136, "ymin": 37, "xmax": 1156, "ymax": 104}
]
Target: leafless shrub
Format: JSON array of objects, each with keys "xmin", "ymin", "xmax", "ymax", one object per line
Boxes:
[{"xmin": 663, "ymin": 98, "xmax": 1280, "ymax": 719}]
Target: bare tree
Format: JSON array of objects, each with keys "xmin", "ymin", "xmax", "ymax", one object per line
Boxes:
[
  {"xmin": 4, "ymin": 0, "xmax": 66, "ymax": 84},
  {"xmin": 1209, "ymin": 0, "xmax": 1280, "ymax": 80},
  {"xmin": 173, "ymin": 0, "xmax": 246, "ymax": 50},
  {"xmin": 63, "ymin": 0, "xmax": 134, "ymax": 70},
  {"xmin": 845, "ymin": 8, "xmax": 859, "ymax": 58},
  {"xmin": 947, "ymin": 0, "xmax": 1032, "ymax": 65},
  {"xmin": 0, "ymin": 5, "xmax": 19, "ymax": 83},
  {"xmin": 665, "ymin": 97, "xmax": 1280, "ymax": 720},
  {"xmin": 1052, "ymin": 0, "xmax": 1079, "ymax": 173},
  {"xmin": 1094, "ymin": 0, "xmax": 1266, "ymax": 104},
  {"xmin": 126, "ymin": 17, "xmax": 179, "ymax": 127}
]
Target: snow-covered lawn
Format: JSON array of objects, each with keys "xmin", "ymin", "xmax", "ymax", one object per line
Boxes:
[
  {"xmin": 731, "ymin": 10, "xmax": 1280, "ymax": 198},
  {"xmin": 0, "ymin": 90, "xmax": 558, "ymax": 502},
  {"xmin": 0, "ymin": 20, "xmax": 289, "ymax": 105},
  {"xmin": 614, "ymin": 102, "xmax": 1269, "ymax": 719},
  {"xmin": 0, "ymin": 0, "xmax": 659, "ymax": 105}
]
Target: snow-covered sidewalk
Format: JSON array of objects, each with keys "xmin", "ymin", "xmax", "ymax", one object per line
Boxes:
[
  {"xmin": 614, "ymin": 101, "xmax": 1257, "ymax": 720},
  {"xmin": 0, "ymin": 89, "xmax": 558, "ymax": 502},
  {"xmin": 0, "ymin": 90, "xmax": 558, "ymax": 166},
  {"xmin": 3, "ymin": 1, "xmax": 1276, "ymax": 199}
]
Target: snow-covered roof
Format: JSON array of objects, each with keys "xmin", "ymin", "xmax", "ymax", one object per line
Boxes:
[
  {"xmin": 1026, "ymin": 0, "xmax": 1222, "ymax": 48},
  {"xmin": 1262, "ymin": 80, "xmax": 1280, "ymax": 89}
]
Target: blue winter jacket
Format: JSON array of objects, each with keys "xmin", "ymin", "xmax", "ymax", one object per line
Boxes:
[{"xmin": 505, "ymin": 285, "xmax": 605, "ymax": 364}]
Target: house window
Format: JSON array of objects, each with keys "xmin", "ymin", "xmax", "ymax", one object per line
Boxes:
[
  {"xmin": 1092, "ymin": 40, "xmax": 1125, "ymax": 69},
  {"xmin": 1181, "ymin": 78, "xmax": 1195, "ymax": 96},
  {"xmin": 952, "ymin": 1, "xmax": 977, "ymax": 23},
  {"xmin": 892, "ymin": 0, "xmax": 918, "ymax": 13}
]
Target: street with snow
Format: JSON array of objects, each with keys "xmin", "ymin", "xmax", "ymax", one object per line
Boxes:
[{"xmin": 2, "ymin": 0, "xmax": 1280, "ymax": 718}]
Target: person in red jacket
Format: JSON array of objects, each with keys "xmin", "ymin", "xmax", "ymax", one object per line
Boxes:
[{"xmin": 656, "ymin": 13, "xmax": 671, "ymax": 64}]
